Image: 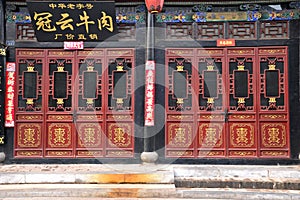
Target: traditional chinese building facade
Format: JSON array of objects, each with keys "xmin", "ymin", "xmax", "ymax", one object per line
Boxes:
[{"xmin": 0, "ymin": 0, "xmax": 300, "ymax": 164}]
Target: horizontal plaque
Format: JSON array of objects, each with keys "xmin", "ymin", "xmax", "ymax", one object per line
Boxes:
[{"xmin": 27, "ymin": 1, "xmax": 118, "ymax": 42}]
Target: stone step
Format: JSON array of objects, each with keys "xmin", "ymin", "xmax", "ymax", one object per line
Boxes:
[
  {"xmin": 0, "ymin": 184, "xmax": 176, "ymax": 198},
  {"xmin": 177, "ymin": 188, "xmax": 300, "ymax": 200},
  {"xmin": 0, "ymin": 164, "xmax": 174, "ymax": 184},
  {"xmin": 175, "ymin": 177, "xmax": 300, "ymax": 190},
  {"xmin": 1, "ymin": 184, "xmax": 300, "ymax": 199},
  {"xmin": 173, "ymin": 165, "xmax": 300, "ymax": 190}
]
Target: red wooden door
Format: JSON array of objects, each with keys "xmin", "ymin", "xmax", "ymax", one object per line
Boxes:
[
  {"xmin": 14, "ymin": 48, "xmax": 135, "ymax": 158},
  {"xmin": 165, "ymin": 47, "xmax": 290, "ymax": 158}
]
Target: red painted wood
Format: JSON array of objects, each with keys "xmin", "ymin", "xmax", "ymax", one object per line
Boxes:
[
  {"xmin": 14, "ymin": 48, "xmax": 135, "ymax": 158},
  {"xmin": 165, "ymin": 47, "xmax": 290, "ymax": 158}
]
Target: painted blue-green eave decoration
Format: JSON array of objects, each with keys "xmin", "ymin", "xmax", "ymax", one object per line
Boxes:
[{"xmin": 157, "ymin": 9, "xmax": 300, "ymax": 23}]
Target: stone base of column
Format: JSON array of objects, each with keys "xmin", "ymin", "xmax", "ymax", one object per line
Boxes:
[
  {"xmin": 0, "ymin": 152, "xmax": 5, "ymax": 163},
  {"xmin": 141, "ymin": 151, "xmax": 158, "ymax": 164}
]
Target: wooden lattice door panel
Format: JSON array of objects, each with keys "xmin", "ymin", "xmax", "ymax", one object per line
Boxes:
[
  {"xmin": 75, "ymin": 50, "xmax": 105, "ymax": 157},
  {"xmin": 197, "ymin": 49, "xmax": 226, "ymax": 157},
  {"xmin": 14, "ymin": 50, "xmax": 45, "ymax": 157},
  {"xmin": 15, "ymin": 48, "xmax": 135, "ymax": 158},
  {"xmin": 105, "ymin": 49, "xmax": 135, "ymax": 157},
  {"xmin": 165, "ymin": 47, "xmax": 290, "ymax": 159},
  {"xmin": 258, "ymin": 47, "xmax": 289, "ymax": 158},
  {"xmin": 44, "ymin": 50, "xmax": 75, "ymax": 157},
  {"xmin": 226, "ymin": 48, "xmax": 258, "ymax": 157},
  {"xmin": 165, "ymin": 49, "xmax": 196, "ymax": 157}
]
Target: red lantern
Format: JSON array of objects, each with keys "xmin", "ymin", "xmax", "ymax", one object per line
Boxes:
[{"xmin": 145, "ymin": 0, "xmax": 164, "ymax": 13}]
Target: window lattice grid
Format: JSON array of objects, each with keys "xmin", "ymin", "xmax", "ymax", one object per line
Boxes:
[
  {"xmin": 259, "ymin": 21, "xmax": 289, "ymax": 39},
  {"xmin": 166, "ymin": 23, "xmax": 193, "ymax": 40},
  {"xmin": 16, "ymin": 24, "xmax": 36, "ymax": 41},
  {"xmin": 197, "ymin": 22, "xmax": 225, "ymax": 40},
  {"xmin": 228, "ymin": 22, "xmax": 256, "ymax": 40}
]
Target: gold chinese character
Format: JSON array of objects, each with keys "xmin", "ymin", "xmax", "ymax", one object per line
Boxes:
[
  {"xmin": 56, "ymin": 13, "xmax": 74, "ymax": 30},
  {"xmin": 58, "ymin": 3, "xmax": 67, "ymax": 9},
  {"xmin": 236, "ymin": 128, "xmax": 248, "ymax": 144},
  {"xmin": 65, "ymin": 34, "xmax": 75, "ymax": 40},
  {"xmin": 83, "ymin": 128, "xmax": 96, "ymax": 144},
  {"xmin": 78, "ymin": 34, "xmax": 86, "ymax": 40},
  {"xmin": 55, "ymin": 34, "xmax": 63, "ymax": 40},
  {"xmin": 34, "ymin": 12, "xmax": 56, "ymax": 32},
  {"xmin": 76, "ymin": 11, "xmax": 95, "ymax": 33},
  {"xmin": 67, "ymin": 4, "xmax": 75, "ymax": 9},
  {"xmin": 24, "ymin": 128, "xmax": 36, "ymax": 145},
  {"xmin": 114, "ymin": 128, "xmax": 126, "ymax": 144},
  {"xmin": 98, "ymin": 11, "xmax": 114, "ymax": 32},
  {"xmin": 49, "ymin": 3, "xmax": 57, "ymax": 9},
  {"xmin": 268, "ymin": 128, "xmax": 280, "ymax": 144},
  {"xmin": 85, "ymin": 3, "xmax": 93, "ymax": 9},
  {"xmin": 53, "ymin": 128, "xmax": 66, "ymax": 144},
  {"xmin": 89, "ymin": 34, "xmax": 98, "ymax": 40},
  {"xmin": 76, "ymin": 4, "xmax": 85, "ymax": 9},
  {"xmin": 204, "ymin": 128, "xmax": 217, "ymax": 146},
  {"xmin": 174, "ymin": 128, "xmax": 186, "ymax": 144}
]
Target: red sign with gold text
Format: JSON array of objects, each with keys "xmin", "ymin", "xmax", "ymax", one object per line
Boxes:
[
  {"xmin": 5, "ymin": 62, "xmax": 16, "ymax": 127},
  {"xmin": 217, "ymin": 39, "xmax": 235, "ymax": 47},
  {"xmin": 144, "ymin": 61, "xmax": 155, "ymax": 126}
]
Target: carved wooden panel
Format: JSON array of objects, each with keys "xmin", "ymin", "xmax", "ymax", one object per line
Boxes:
[
  {"xmin": 77, "ymin": 123, "xmax": 102, "ymax": 148},
  {"xmin": 167, "ymin": 123, "xmax": 193, "ymax": 148},
  {"xmin": 259, "ymin": 21, "xmax": 289, "ymax": 39},
  {"xmin": 228, "ymin": 22, "xmax": 256, "ymax": 40},
  {"xmin": 229, "ymin": 123, "xmax": 256, "ymax": 148},
  {"xmin": 47, "ymin": 123, "xmax": 72, "ymax": 148},
  {"xmin": 76, "ymin": 122, "xmax": 103, "ymax": 157},
  {"xmin": 260, "ymin": 123, "xmax": 287, "ymax": 148},
  {"xmin": 166, "ymin": 122, "xmax": 194, "ymax": 157},
  {"xmin": 15, "ymin": 122, "xmax": 43, "ymax": 158},
  {"xmin": 16, "ymin": 24, "xmax": 36, "ymax": 41},
  {"xmin": 198, "ymin": 122, "xmax": 225, "ymax": 157},
  {"xmin": 197, "ymin": 22, "xmax": 224, "ymax": 40},
  {"xmin": 106, "ymin": 122, "xmax": 134, "ymax": 157},
  {"xmin": 166, "ymin": 23, "xmax": 193, "ymax": 40}
]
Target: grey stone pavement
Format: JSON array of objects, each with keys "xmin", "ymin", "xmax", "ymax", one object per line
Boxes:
[{"xmin": 0, "ymin": 164, "xmax": 300, "ymax": 199}]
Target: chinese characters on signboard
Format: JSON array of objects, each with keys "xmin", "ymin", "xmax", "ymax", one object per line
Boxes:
[
  {"xmin": 217, "ymin": 39, "xmax": 236, "ymax": 47},
  {"xmin": 145, "ymin": 61, "xmax": 155, "ymax": 126},
  {"xmin": 5, "ymin": 62, "xmax": 16, "ymax": 127},
  {"xmin": 26, "ymin": 1, "xmax": 118, "ymax": 42},
  {"xmin": 64, "ymin": 41, "xmax": 84, "ymax": 50}
]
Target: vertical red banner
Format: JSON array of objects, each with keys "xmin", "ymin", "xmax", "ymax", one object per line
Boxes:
[
  {"xmin": 5, "ymin": 62, "xmax": 16, "ymax": 127},
  {"xmin": 144, "ymin": 61, "xmax": 155, "ymax": 126}
]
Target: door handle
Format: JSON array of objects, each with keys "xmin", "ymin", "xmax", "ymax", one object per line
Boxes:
[
  {"xmin": 72, "ymin": 111, "xmax": 77, "ymax": 122},
  {"xmin": 224, "ymin": 108, "xmax": 229, "ymax": 122}
]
